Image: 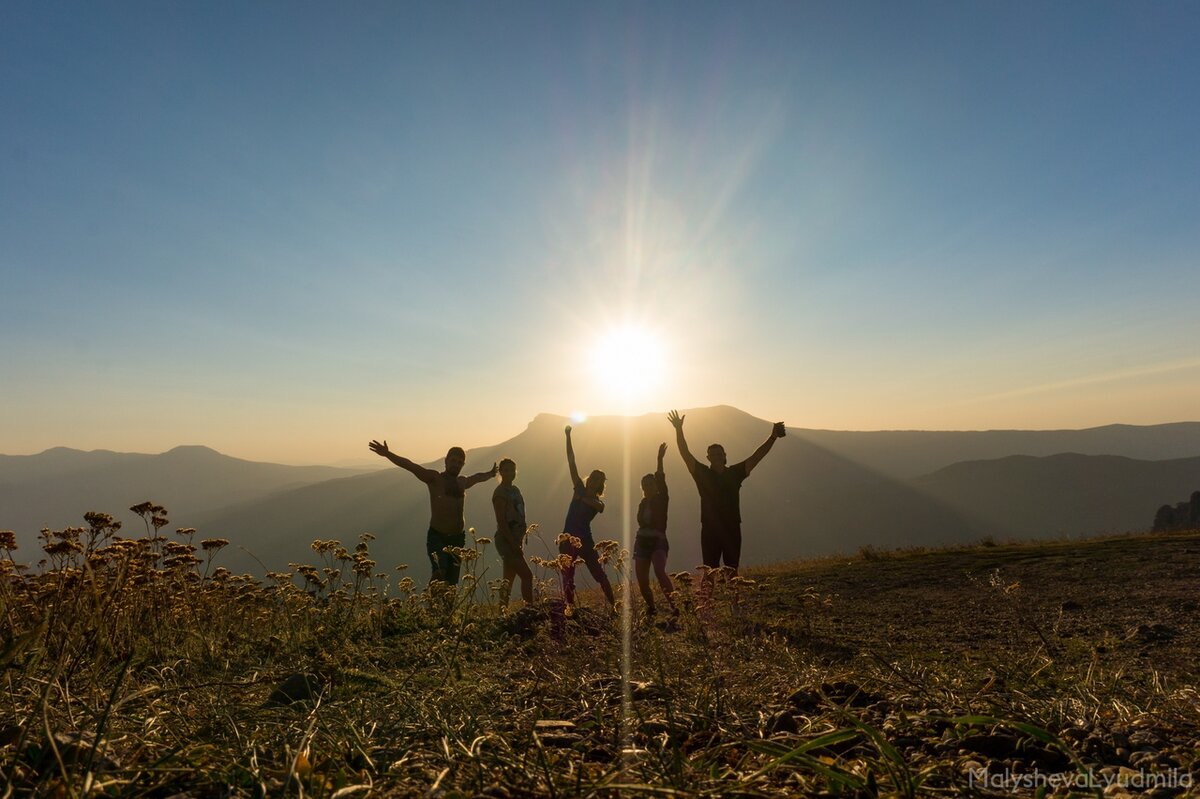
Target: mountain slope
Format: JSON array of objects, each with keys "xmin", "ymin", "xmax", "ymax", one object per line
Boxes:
[
  {"xmin": 789, "ymin": 422, "xmax": 1200, "ymax": 478},
  {"xmin": 912, "ymin": 453, "xmax": 1200, "ymax": 538},
  {"xmin": 0, "ymin": 446, "xmax": 372, "ymax": 543},
  {"xmin": 194, "ymin": 407, "xmax": 981, "ymax": 576}
]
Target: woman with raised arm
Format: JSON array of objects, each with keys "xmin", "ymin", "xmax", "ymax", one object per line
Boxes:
[
  {"xmin": 634, "ymin": 442, "xmax": 675, "ymax": 619},
  {"xmin": 492, "ymin": 458, "xmax": 534, "ymax": 607},
  {"xmin": 558, "ymin": 425, "xmax": 615, "ymax": 610}
]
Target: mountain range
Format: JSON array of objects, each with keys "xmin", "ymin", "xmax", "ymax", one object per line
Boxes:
[{"xmin": 3, "ymin": 407, "xmax": 1199, "ymax": 579}]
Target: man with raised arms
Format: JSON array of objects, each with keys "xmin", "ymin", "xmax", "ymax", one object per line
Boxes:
[
  {"xmin": 666, "ymin": 410, "xmax": 785, "ymax": 578},
  {"xmin": 368, "ymin": 439, "xmax": 497, "ymax": 585}
]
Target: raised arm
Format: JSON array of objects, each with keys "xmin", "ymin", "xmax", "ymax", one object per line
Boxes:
[
  {"xmin": 464, "ymin": 462, "xmax": 499, "ymax": 489},
  {"xmin": 565, "ymin": 425, "xmax": 583, "ymax": 489},
  {"xmin": 368, "ymin": 439, "xmax": 437, "ymax": 483},
  {"xmin": 667, "ymin": 410, "xmax": 697, "ymax": 474},
  {"xmin": 656, "ymin": 441, "xmax": 668, "ymax": 496},
  {"xmin": 743, "ymin": 421, "xmax": 786, "ymax": 476}
]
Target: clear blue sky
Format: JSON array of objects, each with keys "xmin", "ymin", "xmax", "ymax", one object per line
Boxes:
[{"xmin": 3, "ymin": 2, "xmax": 1198, "ymax": 463}]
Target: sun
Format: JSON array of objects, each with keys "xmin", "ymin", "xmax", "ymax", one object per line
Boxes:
[{"xmin": 589, "ymin": 324, "xmax": 669, "ymax": 405}]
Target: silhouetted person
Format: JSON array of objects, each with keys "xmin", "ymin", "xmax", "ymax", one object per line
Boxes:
[
  {"xmin": 559, "ymin": 425, "xmax": 615, "ymax": 609},
  {"xmin": 492, "ymin": 457, "xmax": 534, "ymax": 606},
  {"xmin": 634, "ymin": 442, "xmax": 676, "ymax": 619},
  {"xmin": 668, "ymin": 409, "xmax": 785, "ymax": 577},
  {"xmin": 368, "ymin": 439, "xmax": 496, "ymax": 585}
]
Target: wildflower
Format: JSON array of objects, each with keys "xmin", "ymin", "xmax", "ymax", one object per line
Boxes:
[
  {"xmin": 358, "ymin": 532, "xmax": 376, "ymax": 543},
  {"xmin": 474, "ymin": 537, "xmax": 492, "ymax": 546},
  {"xmin": 0, "ymin": 530, "xmax": 16, "ymax": 550},
  {"xmin": 43, "ymin": 540, "xmax": 83, "ymax": 556},
  {"xmin": 311, "ymin": 539, "xmax": 339, "ymax": 555},
  {"xmin": 201, "ymin": 538, "xmax": 229, "ymax": 552},
  {"xmin": 175, "ymin": 527, "xmax": 196, "ymax": 537}
]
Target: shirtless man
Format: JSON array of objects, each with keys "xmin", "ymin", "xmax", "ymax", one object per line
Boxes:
[{"xmin": 368, "ymin": 439, "xmax": 497, "ymax": 585}]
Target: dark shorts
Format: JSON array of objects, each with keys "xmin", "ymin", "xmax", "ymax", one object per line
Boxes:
[
  {"xmin": 633, "ymin": 531, "xmax": 669, "ymax": 561},
  {"xmin": 700, "ymin": 524, "xmax": 741, "ymax": 569},
  {"xmin": 495, "ymin": 528, "xmax": 523, "ymax": 562},
  {"xmin": 558, "ymin": 533, "xmax": 599, "ymax": 562},
  {"xmin": 426, "ymin": 527, "xmax": 466, "ymax": 584}
]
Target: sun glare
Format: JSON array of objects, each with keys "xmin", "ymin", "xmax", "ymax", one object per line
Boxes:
[{"xmin": 589, "ymin": 324, "xmax": 668, "ymax": 405}]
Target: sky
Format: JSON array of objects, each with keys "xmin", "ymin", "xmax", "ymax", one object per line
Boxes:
[{"xmin": 2, "ymin": 2, "xmax": 1199, "ymax": 465}]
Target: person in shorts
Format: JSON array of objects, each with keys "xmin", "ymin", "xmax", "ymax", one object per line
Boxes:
[
  {"xmin": 667, "ymin": 410, "xmax": 785, "ymax": 594},
  {"xmin": 492, "ymin": 457, "xmax": 533, "ymax": 606},
  {"xmin": 634, "ymin": 442, "xmax": 676, "ymax": 618},
  {"xmin": 558, "ymin": 425, "xmax": 615, "ymax": 610},
  {"xmin": 368, "ymin": 438, "xmax": 497, "ymax": 585}
]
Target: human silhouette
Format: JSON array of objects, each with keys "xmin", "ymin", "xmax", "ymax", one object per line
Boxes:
[
  {"xmin": 667, "ymin": 410, "xmax": 785, "ymax": 577},
  {"xmin": 558, "ymin": 425, "xmax": 615, "ymax": 609},
  {"xmin": 492, "ymin": 458, "xmax": 534, "ymax": 606},
  {"xmin": 634, "ymin": 442, "xmax": 676, "ymax": 619},
  {"xmin": 368, "ymin": 439, "xmax": 496, "ymax": 585}
]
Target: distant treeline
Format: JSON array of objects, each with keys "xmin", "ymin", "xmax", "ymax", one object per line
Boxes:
[{"xmin": 1153, "ymin": 490, "xmax": 1200, "ymax": 532}]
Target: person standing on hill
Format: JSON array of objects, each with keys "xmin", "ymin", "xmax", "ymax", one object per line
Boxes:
[
  {"xmin": 368, "ymin": 439, "xmax": 497, "ymax": 585},
  {"xmin": 634, "ymin": 442, "xmax": 676, "ymax": 619},
  {"xmin": 492, "ymin": 457, "xmax": 534, "ymax": 607},
  {"xmin": 558, "ymin": 425, "xmax": 616, "ymax": 610},
  {"xmin": 667, "ymin": 410, "xmax": 785, "ymax": 577}
]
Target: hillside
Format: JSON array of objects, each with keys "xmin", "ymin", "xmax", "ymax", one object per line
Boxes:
[
  {"xmin": 6, "ymin": 522, "xmax": 1198, "ymax": 796},
  {"xmin": 193, "ymin": 408, "xmax": 981, "ymax": 576},
  {"xmin": 790, "ymin": 422, "xmax": 1200, "ymax": 478},
  {"xmin": 0, "ymin": 446, "xmax": 371, "ymax": 543},
  {"xmin": 194, "ymin": 408, "xmax": 1200, "ymax": 577},
  {"xmin": 912, "ymin": 453, "xmax": 1200, "ymax": 538},
  {"xmin": 7, "ymin": 408, "xmax": 1200, "ymax": 577}
]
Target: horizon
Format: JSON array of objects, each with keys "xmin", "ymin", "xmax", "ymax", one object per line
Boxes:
[
  {"xmin": 4, "ymin": 3, "xmax": 1199, "ymax": 465},
  {"xmin": 4, "ymin": 405, "xmax": 1200, "ymax": 467}
]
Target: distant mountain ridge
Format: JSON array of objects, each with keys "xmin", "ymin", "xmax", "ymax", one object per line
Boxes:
[
  {"xmin": 188, "ymin": 408, "xmax": 1200, "ymax": 577},
  {"xmin": 787, "ymin": 421, "xmax": 1200, "ymax": 478},
  {"xmin": 0, "ymin": 446, "xmax": 373, "ymax": 540},
  {"xmin": 4, "ymin": 409, "xmax": 1199, "ymax": 578},
  {"xmin": 914, "ymin": 452, "xmax": 1200, "ymax": 539}
]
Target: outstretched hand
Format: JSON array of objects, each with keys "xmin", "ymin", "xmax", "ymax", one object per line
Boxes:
[
  {"xmin": 368, "ymin": 439, "xmax": 390, "ymax": 457},
  {"xmin": 667, "ymin": 410, "xmax": 685, "ymax": 430},
  {"xmin": 658, "ymin": 442, "xmax": 668, "ymax": 459},
  {"xmin": 489, "ymin": 461, "xmax": 499, "ymax": 477},
  {"xmin": 772, "ymin": 421, "xmax": 787, "ymax": 439},
  {"xmin": 564, "ymin": 425, "xmax": 572, "ymax": 436}
]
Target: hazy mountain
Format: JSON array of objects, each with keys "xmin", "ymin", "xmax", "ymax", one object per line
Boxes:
[
  {"xmin": 7, "ymin": 408, "xmax": 1199, "ymax": 580},
  {"xmin": 912, "ymin": 453, "xmax": 1200, "ymax": 539},
  {"xmin": 788, "ymin": 422, "xmax": 1200, "ymax": 478},
  {"xmin": 0, "ymin": 446, "xmax": 371, "ymax": 545},
  {"xmin": 191, "ymin": 407, "xmax": 986, "ymax": 577}
]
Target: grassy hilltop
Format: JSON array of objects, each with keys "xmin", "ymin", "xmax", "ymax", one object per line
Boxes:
[{"xmin": 2, "ymin": 512, "xmax": 1198, "ymax": 798}]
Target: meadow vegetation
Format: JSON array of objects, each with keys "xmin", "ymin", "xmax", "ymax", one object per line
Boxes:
[{"xmin": 2, "ymin": 505, "xmax": 1198, "ymax": 797}]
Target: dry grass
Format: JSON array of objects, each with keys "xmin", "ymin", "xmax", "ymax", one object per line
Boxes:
[{"xmin": 2, "ymin": 508, "xmax": 1199, "ymax": 797}]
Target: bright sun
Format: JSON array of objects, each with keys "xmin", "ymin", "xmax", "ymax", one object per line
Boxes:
[{"xmin": 589, "ymin": 324, "xmax": 668, "ymax": 404}]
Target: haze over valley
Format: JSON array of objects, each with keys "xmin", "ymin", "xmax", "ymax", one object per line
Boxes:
[{"xmin": 6, "ymin": 406, "xmax": 1199, "ymax": 579}]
